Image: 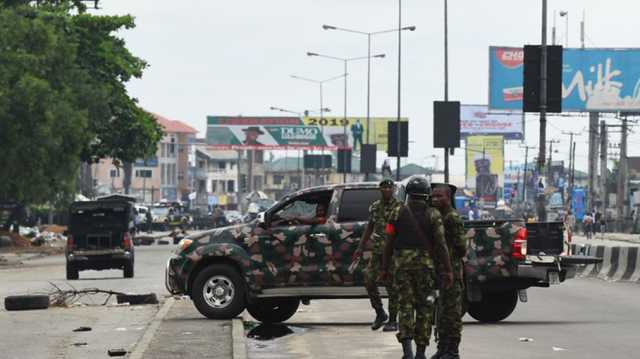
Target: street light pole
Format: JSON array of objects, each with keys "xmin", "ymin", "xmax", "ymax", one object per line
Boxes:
[
  {"xmin": 322, "ymin": 23, "xmax": 415, "ymax": 181},
  {"xmin": 307, "ymin": 52, "xmax": 385, "ymax": 183},
  {"xmin": 537, "ymin": 0, "xmax": 549, "ymax": 221},
  {"xmin": 396, "ymin": 0, "xmax": 403, "ymax": 181},
  {"xmin": 444, "ymin": 0, "xmax": 450, "ymax": 183}
]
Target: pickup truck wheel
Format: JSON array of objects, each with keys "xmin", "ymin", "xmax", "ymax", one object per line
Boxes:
[
  {"xmin": 467, "ymin": 290, "xmax": 517, "ymax": 323},
  {"xmin": 247, "ymin": 298, "xmax": 300, "ymax": 323},
  {"xmin": 123, "ymin": 259, "xmax": 134, "ymax": 278},
  {"xmin": 192, "ymin": 264, "xmax": 246, "ymax": 319},
  {"xmin": 66, "ymin": 262, "xmax": 79, "ymax": 280}
]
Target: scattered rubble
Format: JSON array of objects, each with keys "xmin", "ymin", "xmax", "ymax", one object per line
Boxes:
[
  {"xmin": 72, "ymin": 326, "xmax": 92, "ymax": 332},
  {"xmin": 107, "ymin": 348, "xmax": 127, "ymax": 357}
]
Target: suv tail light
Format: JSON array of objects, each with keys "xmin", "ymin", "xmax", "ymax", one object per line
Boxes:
[
  {"xmin": 123, "ymin": 232, "xmax": 132, "ymax": 250},
  {"xmin": 512, "ymin": 227, "xmax": 528, "ymax": 261},
  {"xmin": 67, "ymin": 234, "xmax": 75, "ymax": 250}
]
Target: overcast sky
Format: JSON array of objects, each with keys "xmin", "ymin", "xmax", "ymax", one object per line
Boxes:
[{"xmin": 99, "ymin": 0, "xmax": 640, "ymax": 176}]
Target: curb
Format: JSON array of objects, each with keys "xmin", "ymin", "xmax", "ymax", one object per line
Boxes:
[
  {"xmin": 128, "ymin": 297, "xmax": 175, "ymax": 359},
  {"xmin": 571, "ymin": 243, "xmax": 640, "ymax": 282},
  {"xmin": 232, "ymin": 317, "xmax": 247, "ymax": 359}
]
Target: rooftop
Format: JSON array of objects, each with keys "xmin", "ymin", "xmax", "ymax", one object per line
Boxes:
[{"xmin": 152, "ymin": 113, "xmax": 198, "ymax": 134}]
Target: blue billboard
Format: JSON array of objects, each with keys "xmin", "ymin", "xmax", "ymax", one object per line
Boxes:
[{"xmin": 489, "ymin": 47, "xmax": 640, "ymax": 112}]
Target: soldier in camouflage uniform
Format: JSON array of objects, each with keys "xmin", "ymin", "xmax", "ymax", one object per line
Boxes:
[
  {"xmin": 430, "ymin": 185, "xmax": 468, "ymax": 359},
  {"xmin": 354, "ymin": 179, "xmax": 402, "ymax": 331},
  {"xmin": 380, "ymin": 177, "xmax": 453, "ymax": 359}
]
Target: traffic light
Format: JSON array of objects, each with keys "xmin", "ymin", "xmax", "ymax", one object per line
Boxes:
[
  {"xmin": 360, "ymin": 144, "xmax": 377, "ymax": 173},
  {"xmin": 433, "ymin": 101, "xmax": 461, "ymax": 148},
  {"xmin": 337, "ymin": 149, "xmax": 352, "ymax": 173},
  {"xmin": 523, "ymin": 45, "xmax": 563, "ymax": 113},
  {"xmin": 387, "ymin": 121, "xmax": 408, "ymax": 157}
]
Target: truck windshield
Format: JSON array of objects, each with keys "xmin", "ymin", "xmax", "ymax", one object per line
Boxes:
[{"xmin": 151, "ymin": 207, "xmax": 170, "ymax": 216}]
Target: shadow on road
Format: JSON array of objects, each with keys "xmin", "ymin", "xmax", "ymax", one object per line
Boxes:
[{"xmin": 463, "ymin": 320, "xmax": 606, "ymax": 326}]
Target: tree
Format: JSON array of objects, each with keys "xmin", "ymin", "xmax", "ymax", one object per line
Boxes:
[{"xmin": 0, "ymin": 1, "xmax": 163, "ymax": 207}]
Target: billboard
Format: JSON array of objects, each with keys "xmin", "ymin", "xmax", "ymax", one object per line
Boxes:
[
  {"xmin": 489, "ymin": 47, "xmax": 640, "ymax": 112},
  {"xmin": 466, "ymin": 136, "xmax": 504, "ymax": 205},
  {"xmin": 461, "ymin": 104, "xmax": 523, "ymax": 140},
  {"xmin": 206, "ymin": 116, "xmax": 407, "ymax": 151}
]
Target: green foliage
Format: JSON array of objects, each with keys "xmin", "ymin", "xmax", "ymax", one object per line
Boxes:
[{"xmin": 0, "ymin": 2, "xmax": 163, "ymax": 206}]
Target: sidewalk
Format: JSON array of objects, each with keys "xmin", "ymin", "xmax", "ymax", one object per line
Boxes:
[
  {"xmin": 568, "ymin": 232, "xmax": 640, "ymax": 282},
  {"xmin": 571, "ymin": 232, "xmax": 640, "ymax": 248},
  {"xmin": 133, "ymin": 297, "xmax": 236, "ymax": 359}
]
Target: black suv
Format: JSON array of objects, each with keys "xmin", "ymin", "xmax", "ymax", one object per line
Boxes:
[{"xmin": 66, "ymin": 199, "xmax": 135, "ymax": 279}]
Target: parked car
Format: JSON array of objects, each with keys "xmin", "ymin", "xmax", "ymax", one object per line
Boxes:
[
  {"xmin": 150, "ymin": 206, "xmax": 171, "ymax": 230},
  {"xmin": 66, "ymin": 199, "xmax": 135, "ymax": 279},
  {"xmin": 165, "ymin": 178, "xmax": 600, "ymax": 323}
]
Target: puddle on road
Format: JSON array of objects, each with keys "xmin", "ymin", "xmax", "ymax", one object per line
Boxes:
[{"xmin": 247, "ymin": 323, "xmax": 295, "ymax": 341}]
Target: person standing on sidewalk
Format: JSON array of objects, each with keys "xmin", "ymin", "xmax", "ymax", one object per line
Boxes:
[
  {"xmin": 353, "ymin": 179, "xmax": 402, "ymax": 331},
  {"xmin": 380, "ymin": 177, "xmax": 453, "ymax": 359},
  {"xmin": 430, "ymin": 184, "xmax": 468, "ymax": 359},
  {"xmin": 564, "ymin": 210, "xmax": 576, "ymax": 243}
]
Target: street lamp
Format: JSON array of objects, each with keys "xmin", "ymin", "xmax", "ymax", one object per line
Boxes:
[
  {"xmin": 559, "ymin": 11, "xmax": 569, "ymax": 47},
  {"xmin": 290, "ymin": 73, "xmax": 346, "ymax": 186},
  {"xmin": 322, "ymin": 23, "xmax": 416, "ymax": 167},
  {"xmin": 306, "ymin": 51, "xmax": 386, "ymax": 183}
]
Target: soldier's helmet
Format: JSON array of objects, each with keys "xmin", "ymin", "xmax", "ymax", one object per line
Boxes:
[
  {"xmin": 405, "ymin": 176, "xmax": 431, "ymax": 198},
  {"xmin": 379, "ymin": 179, "xmax": 394, "ymax": 188}
]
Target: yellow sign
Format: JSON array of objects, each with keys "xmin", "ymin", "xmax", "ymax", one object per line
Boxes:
[
  {"xmin": 303, "ymin": 117, "xmax": 408, "ymax": 152},
  {"xmin": 465, "ymin": 135, "xmax": 504, "ymax": 191}
]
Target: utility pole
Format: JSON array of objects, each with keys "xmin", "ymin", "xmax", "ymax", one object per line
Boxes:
[
  {"xmin": 443, "ymin": 0, "xmax": 450, "ymax": 183},
  {"xmin": 563, "ymin": 131, "xmax": 581, "ymax": 208},
  {"xmin": 536, "ymin": 0, "xmax": 549, "ymax": 221},
  {"xmin": 520, "ymin": 144, "xmax": 536, "ymax": 206},
  {"xmin": 617, "ymin": 114, "xmax": 628, "ymax": 231},
  {"xmin": 396, "ymin": 0, "xmax": 403, "ymax": 181},
  {"xmin": 600, "ymin": 120, "xmax": 608, "ymax": 214}
]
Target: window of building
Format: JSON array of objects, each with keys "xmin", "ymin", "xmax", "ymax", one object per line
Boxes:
[
  {"xmin": 169, "ymin": 138, "xmax": 176, "ymax": 157},
  {"xmin": 254, "ymin": 176, "xmax": 263, "ymax": 191},
  {"xmin": 161, "ymin": 143, "xmax": 166, "ymax": 158},
  {"xmin": 110, "ymin": 168, "xmax": 120, "ymax": 178},
  {"xmin": 227, "ymin": 180, "xmax": 235, "ymax": 193},
  {"xmin": 211, "ymin": 180, "xmax": 217, "ymax": 193},
  {"xmin": 273, "ymin": 175, "xmax": 284, "ymax": 185},
  {"xmin": 161, "ymin": 164, "xmax": 166, "ymax": 185},
  {"xmin": 254, "ymin": 150, "xmax": 264, "ymax": 164},
  {"xmin": 218, "ymin": 162, "xmax": 225, "ymax": 170},
  {"xmin": 220, "ymin": 180, "xmax": 226, "ymax": 192},
  {"xmin": 337, "ymin": 189, "xmax": 381, "ymax": 222}
]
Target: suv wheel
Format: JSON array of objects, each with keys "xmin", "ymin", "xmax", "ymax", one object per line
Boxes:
[
  {"xmin": 467, "ymin": 289, "xmax": 517, "ymax": 323},
  {"xmin": 192, "ymin": 264, "xmax": 246, "ymax": 319},
  {"xmin": 247, "ymin": 298, "xmax": 300, "ymax": 323},
  {"xmin": 123, "ymin": 259, "xmax": 134, "ymax": 278},
  {"xmin": 66, "ymin": 262, "xmax": 79, "ymax": 280}
]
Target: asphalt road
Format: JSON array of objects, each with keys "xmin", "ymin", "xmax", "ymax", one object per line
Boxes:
[
  {"xmin": 0, "ymin": 243, "xmax": 176, "ymax": 359},
  {"xmin": 245, "ymin": 278, "xmax": 640, "ymax": 359}
]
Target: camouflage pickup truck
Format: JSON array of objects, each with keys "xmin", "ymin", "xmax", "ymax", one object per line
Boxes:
[{"xmin": 165, "ymin": 178, "xmax": 600, "ymax": 323}]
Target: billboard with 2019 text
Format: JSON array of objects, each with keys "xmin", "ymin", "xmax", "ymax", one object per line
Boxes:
[{"xmin": 489, "ymin": 46, "xmax": 640, "ymax": 112}]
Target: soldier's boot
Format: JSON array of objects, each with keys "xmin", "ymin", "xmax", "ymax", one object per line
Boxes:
[
  {"xmin": 382, "ymin": 313, "xmax": 398, "ymax": 332},
  {"xmin": 414, "ymin": 344, "xmax": 427, "ymax": 359},
  {"xmin": 429, "ymin": 339, "xmax": 446, "ymax": 359},
  {"xmin": 440, "ymin": 338, "xmax": 460, "ymax": 359},
  {"xmin": 400, "ymin": 339, "xmax": 414, "ymax": 359},
  {"xmin": 371, "ymin": 308, "xmax": 388, "ymax": 330}
]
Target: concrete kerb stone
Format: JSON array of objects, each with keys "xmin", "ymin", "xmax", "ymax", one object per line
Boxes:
[
  {"xmin": 232, "ymin": 317, "xmax": 248, "ymax": 359},
  {"xmin": 570, "ymin": 242, "xmax": 640, "ymax": 282},
  {"xmin": 128, "ymin": 297, "xmax": 175, "ymax": 359}
]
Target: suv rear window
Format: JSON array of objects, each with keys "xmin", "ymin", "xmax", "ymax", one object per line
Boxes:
[{"xmin": 337, "ymin": 189, "xmax": 381, "ymax": 222}]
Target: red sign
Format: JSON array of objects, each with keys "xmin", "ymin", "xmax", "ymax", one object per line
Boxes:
[{"xmin": 495, "ymin": 48, "xmax": 524, "ymax": 69}]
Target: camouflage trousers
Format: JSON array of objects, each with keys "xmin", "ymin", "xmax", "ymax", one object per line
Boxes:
[
  {"xmin": 364, "ymin": 251, "xmax": 398, "ymax": 318},
  {"xmin": 393, "ymin": 249, "xmax": 437, "ymax": 346},
  {"xmin": 435, "ymin": 277, "xmax": 464, "ymax": 341}
]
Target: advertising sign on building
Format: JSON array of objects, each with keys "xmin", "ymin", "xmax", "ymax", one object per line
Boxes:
[
  {"xmin": 489, "ymin": 47, "xmax": 640, "ymax": 112},
  {"xmin": 206, "ymin": 116, "xmax": 407, "ymax": 151},
  {"xmin": 461, "ymin": 104, "xmax": 523, "ymax": 140},
  {"xmin": 466, "ymin": 135, "xmax": 505, "ymax": 206}
]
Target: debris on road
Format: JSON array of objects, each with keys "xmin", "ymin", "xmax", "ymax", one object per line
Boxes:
[
  {"xmin": 72, "ymin": 326, "xmax": 92, "ymax": 332},
  {"xmin": 116, "ymin": 293, "xmax": 159, "ymax": 305},
  {"xmin": 4, "ymin": 294, "xmax": 50, "ymax": 311},
  {"xmin": 107, "ymin": 348, "xmax": 127, "ymax": 356},
  {"xmin": 553, "ymin": 346, "xmax": 567, "ymax": 351},
  {"xmin": 518, "ymin": 337, "xmax": 535, "ymax": 342},
  {"xmin": 72, "ymin": 342, "xmax": 88, "ymax": 347}
]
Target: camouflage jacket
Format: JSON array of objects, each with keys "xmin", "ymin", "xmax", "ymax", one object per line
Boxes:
[
  {"xmin": 439, "ymin": 207, "xmax": 468, "ymax": 279},
  {"xmin": 388, "ymin": 202, "xmax": 452, "ymax": 276},
  {"xmin": 368, "ymin": 197, "xmax": 401, "ymax": 253}
]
